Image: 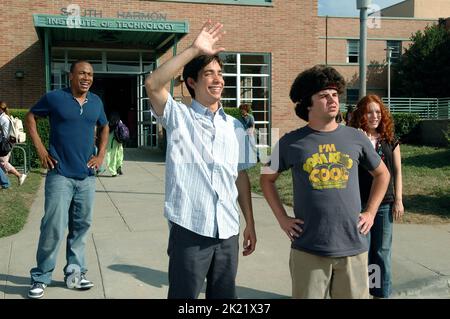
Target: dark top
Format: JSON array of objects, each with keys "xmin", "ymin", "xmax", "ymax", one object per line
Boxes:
[
  {"xmin": 30, "ymin": 88, "xmax": 108, "ymax": 179},
  {"xmin": 239, "ymin": 114, "xmax": 255, "ymax": 130},
  {"xmin": 359, "ymin": 139, "xmax": 399, "ymax": 205},
  {"xmin": 269, "ymin": 125, "xmax": 381, "ymax": 257}
]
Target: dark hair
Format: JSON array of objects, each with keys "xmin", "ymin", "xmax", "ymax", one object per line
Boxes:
[
  {"xmin": 349, "ymin": 94, "xmax": 395, "ymax": 143},
  {"xmin": 0, "ymin": 101, "xmax": 9, "ymax": 116},
  {"xmin": 108, "ymin": 111, "xmax": 121, "ymax": 129},
  {"xmin": 182, "ymin": 55, "xmax": 223, "ymax": 98},
  {"xmin": 345, "ymin": 104, "xmax": 355, "ymax": 123},
  {"xmin": 290, "ymin": 65, "xmax": 346, "ymax": 121},
  {"xmin": 239, "ymin": 104, "xmax": 251, "ymax": 112},
  {"xmin": 70, "ymin": 60, "xmax": 91, "ymax": 73}
]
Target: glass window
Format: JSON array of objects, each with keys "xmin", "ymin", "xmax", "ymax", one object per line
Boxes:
[
  {"xmin": 346, "ymin": 89, "xmax": 359, "ymax": 105},
  {"xmin": 347, "ymin": 40, "xmax": 359, "ymax": 64},
  {"xmin": 222, "ymin": 53, "xmax": 237, "ymax": 73},
  {"xmin": 386, "ymin": 40, "xmax": 402, "ymax": 64},
  {"xmin": 67, "ymin": 49, "xmax": 103, "ymax": 72},
  {"xmin": 50, "ymin": 70, "xmax": 68, "ymax": 90},
  {"xmin": 241, "ymin": 54, "xmax": 270, "ymax": 74},
  {"xmin": 223, "ymin": 75, "xmax": 237, "ymax": 104},
  {"xmin": 107, "ymin": 51, "xmax": 140, "ymax": 72},
  {"xmin": 107, "ymin": 62, "xmax": 140, "ymax": 73},
  {"xmin": 219, "ymin": 52, "xmax": 271, "ymax": 146}
]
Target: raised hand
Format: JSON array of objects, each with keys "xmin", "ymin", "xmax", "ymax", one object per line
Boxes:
[{"xmin": 191, "ymin": 20, "xmax": 226, "ymax": 56}]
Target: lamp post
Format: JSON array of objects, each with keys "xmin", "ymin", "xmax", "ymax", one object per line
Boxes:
[
  {"xmin": 357, "ymin": 0, "xmax": 371, "ymax": 99},
  {"xmin": 385, "ymin": 46, "xmax": 394, "ymax": 110}
]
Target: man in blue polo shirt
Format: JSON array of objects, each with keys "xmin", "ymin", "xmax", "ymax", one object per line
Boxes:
[{"xmin": 25, "ymin": 60, "xmax": 109, "ymax": 299}]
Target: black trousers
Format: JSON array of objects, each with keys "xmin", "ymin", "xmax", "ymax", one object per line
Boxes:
[{"xmin": 167, "ymin": 222, "xmax": 239, "ymax": 299}]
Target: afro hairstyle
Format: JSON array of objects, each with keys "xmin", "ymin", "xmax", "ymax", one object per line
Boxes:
[{"xmin": 289, "ymin": 65, "xmax": 346, "ymax": 121}]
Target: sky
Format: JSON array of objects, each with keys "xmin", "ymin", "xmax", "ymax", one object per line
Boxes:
[{"xmin": 318, "ymin": 0, "xmax": 405, "ymax": 16}]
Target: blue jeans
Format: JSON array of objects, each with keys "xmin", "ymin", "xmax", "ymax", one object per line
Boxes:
[
  {"xmin": 30, "ymin": 170, "xmax": 96, "ymax": 285},
  {"xmin": 0, "ymin": 168, "xmax": 10, "ymax": 188},
  {"xmin": 368, "ymin": 203, "xmax": 393, "ymax": 298}
]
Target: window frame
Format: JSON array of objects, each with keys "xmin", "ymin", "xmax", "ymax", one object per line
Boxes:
[
  {"xmin": 219, "ymin": 52, "xmax": 271, "ymax": 147},
  {"xmin": 386, "ymin": 40, "xmax": 402, "ymax": 64},
  {"xmin": 347, "ymin": 40, "xmax": 360, "ymax": 64}
]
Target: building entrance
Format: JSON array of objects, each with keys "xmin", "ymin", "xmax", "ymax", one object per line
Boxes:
[
  {"xmin": 91, "ymin": 74, "xmax": 138, "ymax": 147},
  {"xmin": 35, "ymin": 15, "xmax": 189, "ymax": 149},
  {"xmin": 50, "ymin": 47, "xmax": 160, "ymax": 148}
]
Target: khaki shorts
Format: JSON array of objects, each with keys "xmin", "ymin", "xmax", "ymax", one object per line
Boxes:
[{"xmin": 289, "ymin": 249, "xmax": 369, "ymax": 299}]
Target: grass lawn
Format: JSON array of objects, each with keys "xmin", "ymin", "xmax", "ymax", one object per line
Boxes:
[
  {"xmin": 248, "ymin": 144, "xmax": 450, "ymax": 224},
  {"xmin": 0, "ymin": 145, "xmax": 448, "ymax": 239},
  {"xmin": 0, "ymin": 169, "xmax": 43, "ymax": 238}
]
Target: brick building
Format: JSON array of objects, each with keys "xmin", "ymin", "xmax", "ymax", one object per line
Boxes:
[
  {"xmin": 380, "ymin": 0, "xmax": 450, "ymax": 18},
  {"xmin": 318, "ymin": 15, "xmax": 436, "ymax": 104},
  {"xmin": 0, "ymin": 0, "xmax": 446, "ymax": 148}
]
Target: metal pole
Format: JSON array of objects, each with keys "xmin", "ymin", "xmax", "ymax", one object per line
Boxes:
[
  {"xmin": 44, "ymin": 29, "xmax": 51, "ymax": 93},
  {"xmin": 386, "ymin": 47, "xmax": 392, "ymax": 110},
  {"xmin": 387, "ymin": 57, "xmax": 391, "ymax": 109},
  {"xmin": 325, "ymin": 15, "xmax": 328, "ymax": 65},
  {"xmin": 357, "ymin": 0, "xmax": 371, "ymax": 99}
]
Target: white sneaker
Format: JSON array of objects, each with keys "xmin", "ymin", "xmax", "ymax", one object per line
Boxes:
[
  {"xmin": 28, "ymin": 282, "xmax": 47, "ymax": 299},
  {"xmin": 19, "ymin": 174, "xmax": 27, "ymax": 186}
]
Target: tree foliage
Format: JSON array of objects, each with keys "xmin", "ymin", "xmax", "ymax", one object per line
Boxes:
[{"xmin": 392, "ymin": 24, "xmax": 450, "ymax": 97}]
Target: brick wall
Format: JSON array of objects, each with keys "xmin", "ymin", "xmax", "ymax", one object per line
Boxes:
[
  {"xmin": 0, "ymin": 0, "xmax": 319, "ymax": 139},
  {"xmin": 317, "ymin": 16, "xmax": 437, "ymax": 99}
]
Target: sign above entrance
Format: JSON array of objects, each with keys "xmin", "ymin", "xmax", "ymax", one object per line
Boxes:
[
  {"xmin": 34, "ymin": 14, "xmax": 187, "ymax": 33},
  {"xmin": 33, "ymin": 14, "xmax": 189, "ymax": 62},
  {"xmin": 60, "ymin": 7, "xmax": 168, "ymax": 21}
]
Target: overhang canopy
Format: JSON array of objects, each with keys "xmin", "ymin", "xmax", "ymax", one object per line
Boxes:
[{"xmin": 33, "ymin": 14, "xmax": 189, "ymax": 57}]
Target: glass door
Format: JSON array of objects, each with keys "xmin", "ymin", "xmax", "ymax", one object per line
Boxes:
[{"xmin": 137, "ymin": 72, "xmax": 159, "ymax": 148}]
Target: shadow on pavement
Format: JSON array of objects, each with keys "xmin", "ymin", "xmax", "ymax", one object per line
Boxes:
[
  {"xmin": 95, "ymin": 190, "xmax": 165, "ymax": 196},
  {"xmin": 0, "ymin": 273, "xmax": 66, "ymax": 298},
  {"xmin": 124, "ymin": 149, "xmax": 166, "ymax": 163},
  {"xmin": 108, "ymin": 264, "xmax": 289, "ymax": 299},
  {"xmin": 0, "ymin": 274, "xmax": 30, "ymax": 298}
]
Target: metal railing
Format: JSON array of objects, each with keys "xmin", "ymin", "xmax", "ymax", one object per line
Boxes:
[{"xmin": 381, "ymin": 97, "xmax": 450, "ymax": 119}]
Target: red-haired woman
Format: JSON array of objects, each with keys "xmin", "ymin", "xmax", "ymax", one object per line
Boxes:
[{"xmin": 349, "ymin": 94, "xmax": 404, "ymax": 298}]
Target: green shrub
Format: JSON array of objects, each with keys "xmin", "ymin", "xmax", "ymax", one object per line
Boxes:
[
  {"xmin": 223, "ymin": 107, "xmax": 242, "ymax": 119},
  {"xmin": 392, "ymin": 113, "xmax": 421, "ymax": 141},
  {"xmin": 10, "ymin": 109, "xmax": 50, "ymax": 168}
]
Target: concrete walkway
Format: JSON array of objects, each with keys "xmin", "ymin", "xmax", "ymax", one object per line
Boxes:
[{"xmin": 1, "ymin": 149, "xmax": 449, "ymax": 299}]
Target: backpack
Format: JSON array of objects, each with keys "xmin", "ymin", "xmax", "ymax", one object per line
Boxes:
[
  {"xmin": 0, "ymin": 128, "xmax": 13, "ymax": 156},
  {"xmin": 114, "ymin": 120, "xmax": 129, "ymax": 144},
  {"xmin": 8, "ymin": 115, "xmax": 26, "ymax": 143}
]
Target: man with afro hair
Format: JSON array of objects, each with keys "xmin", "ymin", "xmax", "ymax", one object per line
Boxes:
[{"xmin": 260, "ymin": 65, "xmax": 390, "ymax": 299}]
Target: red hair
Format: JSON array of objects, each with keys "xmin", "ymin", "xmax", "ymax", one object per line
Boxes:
[{"xmin": 349, "ymin": 95, "xmax": 395, "ymax": 143}]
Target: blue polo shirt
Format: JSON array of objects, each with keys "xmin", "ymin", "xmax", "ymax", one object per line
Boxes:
[{"xmin": 30, "ymin": 88, "xmax": 108, "ymax": 179}]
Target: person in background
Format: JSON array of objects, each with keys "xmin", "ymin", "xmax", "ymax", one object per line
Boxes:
[
  {"xmin": 345, "ymin": 104, "xmax": 354, "ymax": 125},
  {"xmin": 0, "ymin": 101, "xmax": 27, "ymax": 186},
  {"xmin": 25, "ymin": 60, "xmax": 109, "ymax": 299},
  {"xmin": 349, "ymin": 94, "xmax": 404, "ymax": 299},
  {"xmin": 260, "ymin": 65, "xmax": 390, "ymax": 299},
  {"xmin": 239, "ymin": 104, "xmax": 258, "ymax": 163},
  {"xmin": 94, "ymin": 126, "xmax": 106, "ymax": 176},
  {"xmin": 335, "ymin": 111, "xmax": 344, "ymax": 124},
  {"xmin": 0, "ymin": 165, "xmax": 10, "ymax": 189},
  {"xmin": 105, "ymin": 111, "xmax": 124, "ymax": 177},
  {"xmin": 238, "ymin": 104, "xmax": 255, "ymax": 135}
]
